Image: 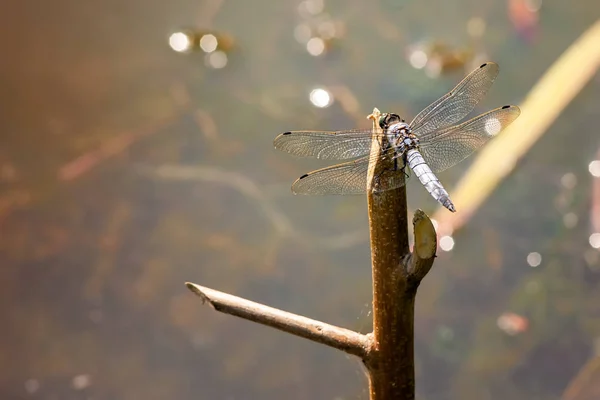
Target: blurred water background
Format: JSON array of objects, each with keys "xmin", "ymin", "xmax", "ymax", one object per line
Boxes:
[{"xmin": 1, "ymin": 0, "xmax": 599, "ymax": 399}]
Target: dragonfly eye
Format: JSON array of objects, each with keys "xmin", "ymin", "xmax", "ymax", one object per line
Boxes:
[
  {"xmin": 379, "ymin": 113, "xmax": 403, "ymax": 129},
  {"xmin": 378, "ymin": 114, "xmax": 388, "ymax": 129}
]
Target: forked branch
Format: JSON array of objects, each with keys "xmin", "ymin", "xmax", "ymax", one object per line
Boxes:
[{"xmin": 185, "ymin": 108, "xmax": 437, "ymax": 400}]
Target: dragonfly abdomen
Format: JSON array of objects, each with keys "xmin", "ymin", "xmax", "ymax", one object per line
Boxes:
[{"xmin": 406, "ymin": 149, "xmax": 456, "ymax": 212}]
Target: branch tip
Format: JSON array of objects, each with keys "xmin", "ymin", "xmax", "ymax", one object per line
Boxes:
[{"xmin": 185, "ymin": 282, "xmax": 213, "ymax": 307}]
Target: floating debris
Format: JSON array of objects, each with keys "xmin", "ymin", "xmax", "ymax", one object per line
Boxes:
[{"xmin": 406, "ymin": 40, "xmax": 474, "ymax": 78}]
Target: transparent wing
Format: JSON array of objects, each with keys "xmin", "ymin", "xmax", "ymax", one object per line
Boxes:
[
  {"xmin": 291, "ymin": 150, "xmax": 408, "ymax": 195},
  {"xmin": 410, "ymin": 62, "xmax": 499, "ymax": 136},
  {"xmin": 418, "ymin": 105, "xmax": 521, "ymax": 173},
  {"xmin": 273, "ymin": 129, "xmax": 374, "ymax": 160}
]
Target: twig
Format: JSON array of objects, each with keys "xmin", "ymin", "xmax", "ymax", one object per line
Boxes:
[{"xmin": 185, "ymin": 283, "xmax": 370, "ymax": 359}]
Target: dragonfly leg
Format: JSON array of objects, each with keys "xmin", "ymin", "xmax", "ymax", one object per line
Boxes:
[{"xmin": 396, "ymin": 155, "xmax": 410, "ymax": 179}]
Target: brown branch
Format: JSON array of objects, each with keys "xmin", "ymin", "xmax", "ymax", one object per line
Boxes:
[
  {"xmin": 363, "ymin": 109, "xmax": 438, "ymax": 399},
  {"xmin": 364, "ymin": 108, "xmax": 414, "ymax": 400},
  {"xmin": 185, "ymin": 283, "xmax": 371, "ymax": 359}
]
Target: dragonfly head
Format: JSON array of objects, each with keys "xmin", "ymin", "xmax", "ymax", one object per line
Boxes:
[{"xmin": 378, "ymin": 113, "xmax": 405, "ymax": 130}]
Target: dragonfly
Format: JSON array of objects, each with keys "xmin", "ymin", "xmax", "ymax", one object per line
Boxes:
[{"xmin": 273, "ymin": 62, "xmax": 521, "ymax": 212}]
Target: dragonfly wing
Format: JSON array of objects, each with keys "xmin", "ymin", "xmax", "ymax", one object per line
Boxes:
[
  {"xmin": 273, "ymin": 129, "xmax": 374, "ymax": 159},
  {"xmin": 291, "ymin": 152, "xmax": 408, "ymax": 195},
  {"xmin": 418, "ymin": 105, "xmax": 521, "ymax": 172},
  {"xmin": 410, "ymin": 62, "xmax": 499, "ymax": 136}
]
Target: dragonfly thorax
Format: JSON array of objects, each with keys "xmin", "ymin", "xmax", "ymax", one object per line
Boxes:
[{"xmin": 385, "ymin": 121, "xmax": 419, "ymax": 155}]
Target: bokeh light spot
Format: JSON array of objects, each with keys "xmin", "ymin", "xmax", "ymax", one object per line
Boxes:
[
  {"xmin": 527, "ymin": 252, "xmax": 542, "ymax": 267},
  {"xmin": 306, "ymin": 37, "xmax": 326, "ymax": 56},
  {"xmin": 409, "ymin": 50, "xmax": 428, "ymax": 69},
  {"xmin": 206, "ymin": 51, "xmax": 228, "ymax": 69},
  {"xmin": 294, "ymin": 24, "xmax": 312, "ymax": 44},
  {"xmin": 24, "ymin": 379, "xmax": 40, "ymax": 394},
  {"xmin": 309, "ymin": 88, "xmax": 333, "ymax": 108},
  {"xmin": 317, "ymin": 21, "xmax": 337, "ymax": 39},
  {"xmin": 199, "ymin": 34, "xmax": 218, "ymax": 53},
  {"xmin": 590, "ymin": 233, "xmax": 600, "ymax": 249},
  {"xmin": 589, "ymin": 160, "xmax": 600, "ymax": 177},
  {"xmin": 72, "ymin": 374, "xmax": 92, "ymax": 390},
  {"xmin": 439, "ymin": 235, "xmax": 454, "ymax": 252},
  {"xmin": 560, "ymin": 172, "xmax": 577, "ymax": 189},
  {"xmin": 169, "ymin": 32, "xmax": 192, "ymax": 53}
]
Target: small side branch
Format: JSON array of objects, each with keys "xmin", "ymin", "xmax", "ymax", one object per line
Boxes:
[
  {"xmin": 407, "ymin": 209, "xmax": 437, "ymax": 280},
  {"xmin": 185, "ymin": 283, "xmax": 371, "ymax": 359}
]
